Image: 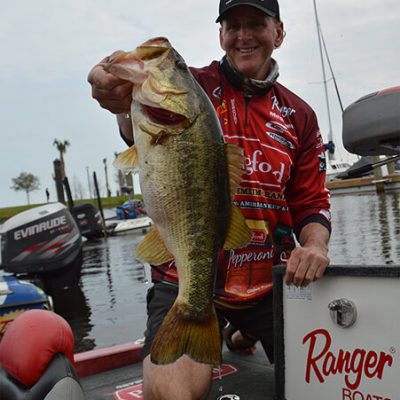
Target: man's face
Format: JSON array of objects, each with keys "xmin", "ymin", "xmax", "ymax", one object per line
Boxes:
[{"xmin": 219, "ymin": 5, "xmax": 284, "ymax": 80}]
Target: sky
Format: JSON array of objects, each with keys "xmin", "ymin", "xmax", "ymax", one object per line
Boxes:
[{"xmin": 1, "ymin": 0, "xmax": 399, "ymax": 207}]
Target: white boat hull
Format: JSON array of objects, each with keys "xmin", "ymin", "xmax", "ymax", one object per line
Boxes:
[{"xmin": 105, "ymin": 216, "xmax": 152, "ymax": 235}]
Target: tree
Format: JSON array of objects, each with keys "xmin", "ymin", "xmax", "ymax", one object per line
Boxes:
[
  {"xmin": 53, "ymin": 139, "xmax": 70, "ymax": 179},
  {"xmin": 11, "ymin": 172, "xmax": 40, "ymax": 205}
]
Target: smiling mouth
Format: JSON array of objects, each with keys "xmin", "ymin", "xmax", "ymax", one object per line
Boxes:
[{"xmin": 237, "ymin": 47, "xmax": 257, "ymax": 54}]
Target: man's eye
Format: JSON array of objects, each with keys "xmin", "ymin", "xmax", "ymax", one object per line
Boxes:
[{"xmin": 227, "ymin": 23, "xmax": 240, "ymax": 31}]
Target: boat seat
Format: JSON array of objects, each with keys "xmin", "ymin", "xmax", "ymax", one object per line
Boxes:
[{"xmin": 0, "ymin": 309, "xmax": 84, "ymax": 400}]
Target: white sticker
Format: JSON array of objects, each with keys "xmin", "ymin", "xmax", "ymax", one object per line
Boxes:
[{"xmin": 285, "ymin": 284, "xmax": 312, "ymax": 301}]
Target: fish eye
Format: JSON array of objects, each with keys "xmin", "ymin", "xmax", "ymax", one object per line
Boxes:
[{"xmin": 175, "ymin": 59, "xmax": 188, "ymax": 71}]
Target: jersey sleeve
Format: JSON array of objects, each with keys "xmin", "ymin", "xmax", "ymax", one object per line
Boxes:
[{"xmin": 284, "ymin": 110, "xmax": 331, "ymax": 239}]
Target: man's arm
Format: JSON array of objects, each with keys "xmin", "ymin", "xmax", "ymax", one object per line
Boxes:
[{"xmin": 285, "ymin": 222, "xmax": 330, "ymax": 286}]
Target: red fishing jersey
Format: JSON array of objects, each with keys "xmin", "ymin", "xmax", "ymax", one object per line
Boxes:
[{"xmin": 151, "ymin": 61, "xmax": 331, "ymax": 307}]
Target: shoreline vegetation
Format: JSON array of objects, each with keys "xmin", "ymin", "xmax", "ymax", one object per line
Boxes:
[{"xmin": 0, "ymin": 195, "xmax": 144, "ymax": 224}]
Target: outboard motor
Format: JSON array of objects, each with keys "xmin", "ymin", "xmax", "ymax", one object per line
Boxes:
[
  {"xmin": 0, "ymin": 309, "xmax": 84, "ymax": 400},
  {"xmin": 0, "ymin": 203, "xmax": 83, "ymax": 293},
  {"xmin": 343, "ymin": 86, "xmax": 400, "ymax": 156},
  {"xmin": 70, "ymin": 203, "xmax": 103, "ymax": 239}
]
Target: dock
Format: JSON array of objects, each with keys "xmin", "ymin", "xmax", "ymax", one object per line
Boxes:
[{"xmin": 326, "ymin": 172, "xmax": 400, "ymax": 195}]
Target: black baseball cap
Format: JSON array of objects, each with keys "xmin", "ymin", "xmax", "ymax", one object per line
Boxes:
[{"xmin": 216, "ymin": 0, "xmax": 280, "ymax": 23}]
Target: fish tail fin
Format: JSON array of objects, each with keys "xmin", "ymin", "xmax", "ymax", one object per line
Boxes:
[{"xmin": 150, "ymin": 303, "xmax": 221, "ymax": 366}]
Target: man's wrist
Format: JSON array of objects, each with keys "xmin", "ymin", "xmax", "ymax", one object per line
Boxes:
[{"xmin": 117, "ymin": 113, "xmax": 134, "ymax": 145}]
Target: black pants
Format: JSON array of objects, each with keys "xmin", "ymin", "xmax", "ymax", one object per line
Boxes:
[{"xmin": 142, "ymin": 282, "xmax": 274, "ymax": 363}]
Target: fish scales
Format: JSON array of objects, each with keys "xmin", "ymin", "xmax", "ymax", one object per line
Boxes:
[{"xmin": 140, "ymin": 120, "xmax": 229, "ymax": 315}]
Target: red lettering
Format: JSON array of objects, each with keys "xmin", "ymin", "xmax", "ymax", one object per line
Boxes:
[
  {"xmin": 303, "ymin": 328, "xmax": 331, "ymax": 383},
  {"xmin": 343, "ymin": 388, "xmax": 352, "ymax": 400},
  {"xmin": 346, "ymin": 348, "xmax": 366, "ymax": 390},
  {"xmin": 353, "ymin": 391, "xmax": 364, "ymax": 400},
  {"xmin": 375, "ymin": 353, "xmax": 393, "ymax": 379},
  {"xmin": 337, "ymin": 349, "xmax": 352, "ymax": 374},
  {"xmin": 364, "ymin": 352, "xmax": 378, "ymax": 378},
  {"xmin": 341, "ymin": 388, "xmax": 390, "ymax": 400},
  {"xmin": 303, "ymin": 329, "xmax": 394, "ymax": 391}
]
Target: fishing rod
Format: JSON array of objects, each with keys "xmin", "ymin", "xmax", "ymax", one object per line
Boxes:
[{"xmin": 345, "ymin": 155, "xmax": 400, "ymax": 178}]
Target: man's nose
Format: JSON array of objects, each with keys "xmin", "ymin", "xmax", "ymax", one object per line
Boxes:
[{"xmin": 237, "ymin": 25, "xmax": 252, "ymax": 40}]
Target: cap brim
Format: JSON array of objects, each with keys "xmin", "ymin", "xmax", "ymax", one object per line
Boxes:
[{"xmin": 216, "ymin": 3, "xmax": 277, "ymax": 23}]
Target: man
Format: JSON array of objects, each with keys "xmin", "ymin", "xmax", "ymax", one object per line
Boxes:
[{"xmin": 88, "ymin": 1, "xmax": 331, "ymax": 398}]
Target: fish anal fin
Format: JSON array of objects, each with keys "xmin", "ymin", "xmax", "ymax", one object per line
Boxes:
[
  {"xmin": 151, "ymin": 302, "xmax": 221, "ymax": 366},
  {"xmin": 113, "ymin": 146, "xmax": 139, "ymax": 173},
  {"xmin": 223, "ymin": 204, "xmax": 252, "ymax": 250},
  {"xmin": 225, "ymin": 143, "xmax": 245, "ymax": 199},
  {"xmin": 136, "ymin": 226, "xmax": 174, "ymax": 265}
]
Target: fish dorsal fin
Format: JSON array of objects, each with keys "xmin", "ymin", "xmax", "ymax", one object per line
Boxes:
[
  {"xmin": 113, "ymin": 145, "xmax": 139, "ymax": 173},
  {"xmin": 136, "ymin": 226, "xmax": 174, "ymax": 265},
  {"xmin": 225, "ymin": 143, "xmax": 245, "ymax": 199},
  {"xmin": 223, "ymin": 204, "xmax": 252, "ymax": 250}
]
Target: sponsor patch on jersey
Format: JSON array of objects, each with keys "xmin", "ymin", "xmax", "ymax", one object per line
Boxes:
[
  {"xmin": 318, "ymin": 152, "xmax": 327, "ymax": 173},
  {"xmin": 212, "ymin": 86, "xmax": 222, "ymax": 100},
  {"xmin": 267, "ymin": 132, "xmax": 295, "ymax": 149}
]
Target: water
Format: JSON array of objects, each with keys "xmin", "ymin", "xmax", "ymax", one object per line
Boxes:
[
  {"xmin": 52, "ymin": 231, "xmax": 151, "ymax": 353},
  {"xmin": 329, "ymin": 192, "xmax": 399, "ymax": 265},
  {"xmin": 53, "ymin": 192, "xmax": 399, "ymax": 353}
]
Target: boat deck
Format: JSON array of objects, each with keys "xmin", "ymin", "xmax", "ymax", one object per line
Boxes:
[{"xmin": 80, "ymin": 343, "xmax": 275, "ymax": 400}]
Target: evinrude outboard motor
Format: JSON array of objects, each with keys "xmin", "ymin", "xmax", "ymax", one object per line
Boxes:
[
  {"xmin": 0, "ymin": 203, "xmax": 82, "ymax": 293},
  {"xmin": 0, "ymin": 309, "xmax": 84, "ymax": 400}
]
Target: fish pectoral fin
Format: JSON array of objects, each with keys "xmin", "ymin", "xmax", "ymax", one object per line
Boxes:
[
  {"xmin": 223, "ymin": 204, "xmax": 252, "ymax": 250},
  {"xmin": 225, "ymin": 143, "xmax": 245, "ymax": 199},
  {"xmin": 113, "ymin": 145, "xmax": 139, "ymax": 173},
  {"xmin": 136, "ymin": 226, "xmax": 174, "ymax": 265}
]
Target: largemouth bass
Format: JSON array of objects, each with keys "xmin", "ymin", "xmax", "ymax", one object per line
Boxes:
[{"xmin": 109, "ymin": 37, "xmax": 251, "ymax": 366}]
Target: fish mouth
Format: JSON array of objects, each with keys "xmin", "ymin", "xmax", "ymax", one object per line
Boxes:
[{"xmin": 142, "ymin": 105, "xmax": 188, "ymax": 126}]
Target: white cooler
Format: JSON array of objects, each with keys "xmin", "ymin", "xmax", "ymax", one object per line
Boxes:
[{"xmin": 273, "ymin": 265, "xmax": 400, "ymax": 400}]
